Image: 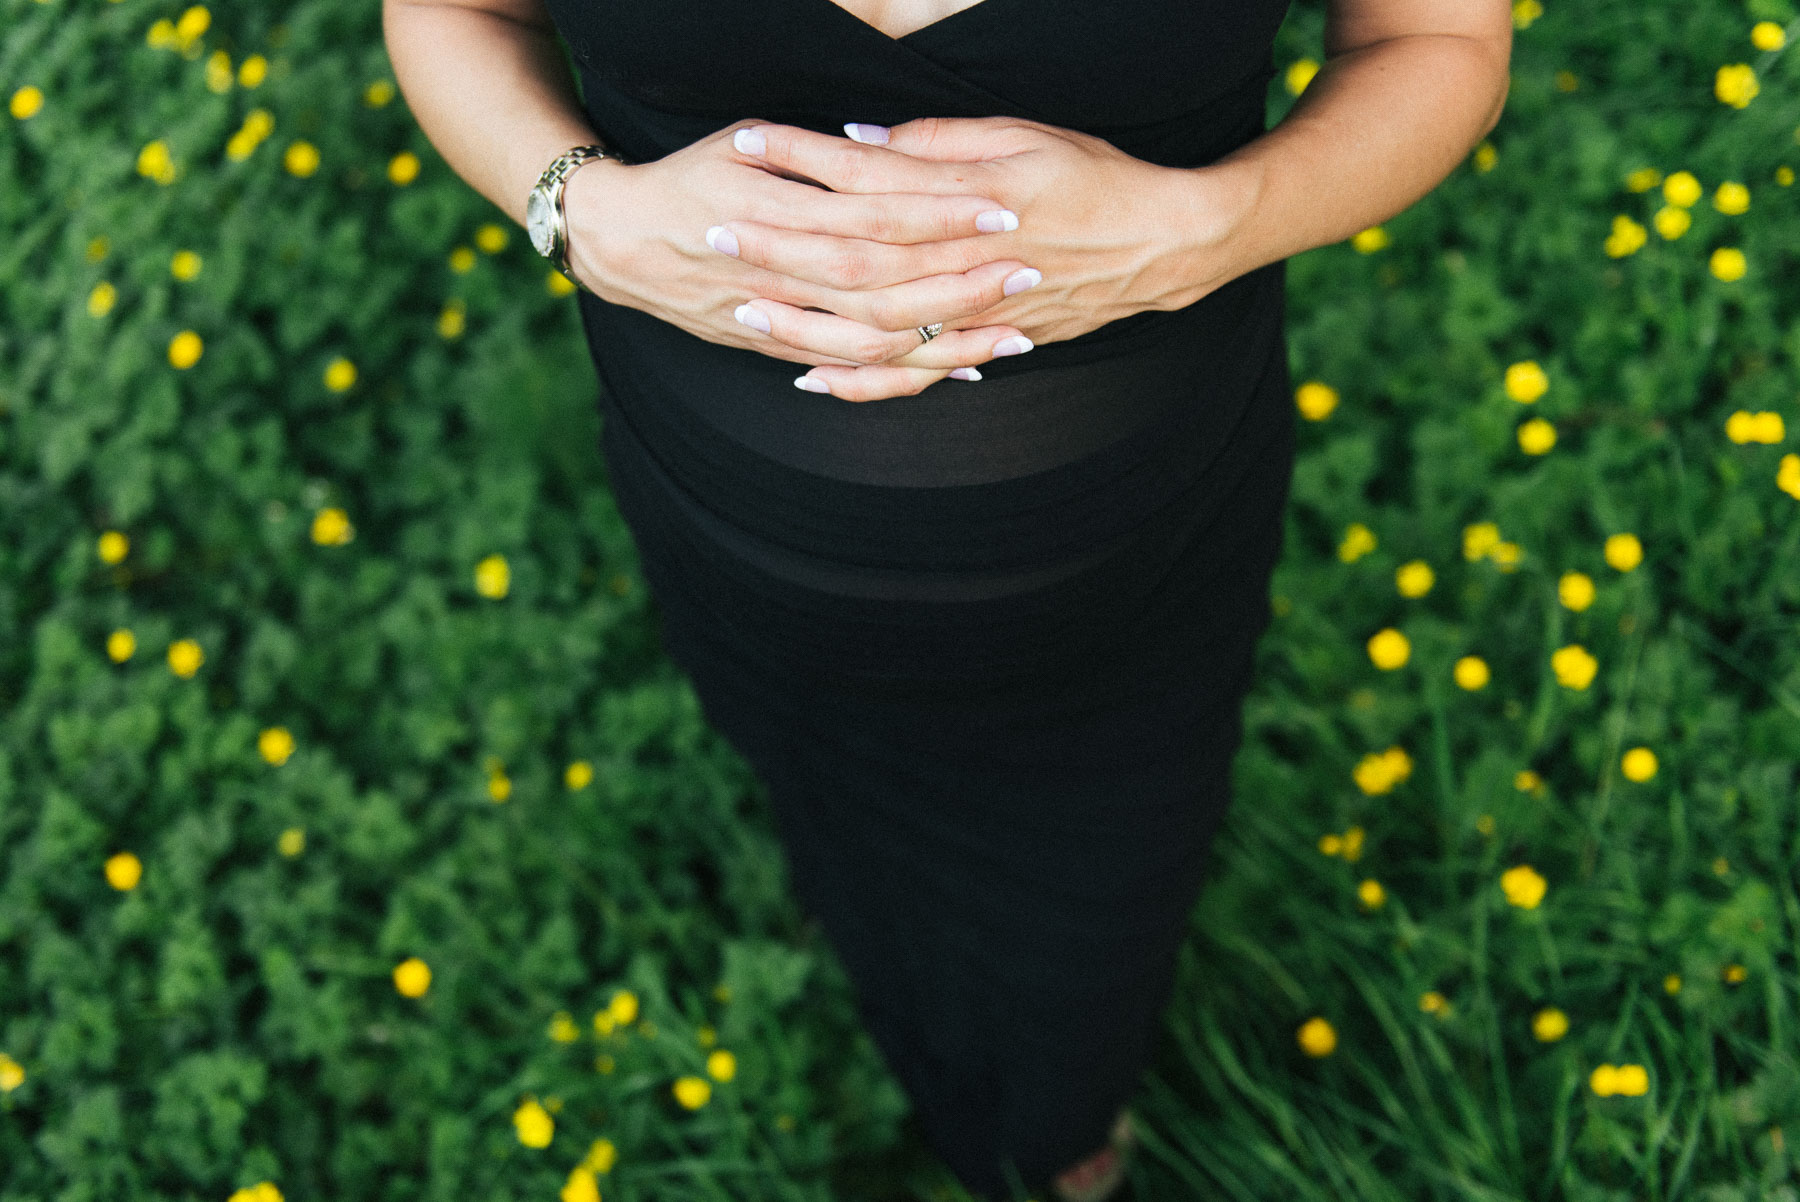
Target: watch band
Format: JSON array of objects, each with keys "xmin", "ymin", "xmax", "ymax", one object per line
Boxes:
[{"xmin": 536, "ymin": 144, "xmax": 630, "ymax": 291}]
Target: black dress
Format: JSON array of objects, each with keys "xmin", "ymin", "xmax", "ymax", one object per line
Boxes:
[{"xmin": 540, "ymin": 0, "xmax": 1296, "ymax": 1194}]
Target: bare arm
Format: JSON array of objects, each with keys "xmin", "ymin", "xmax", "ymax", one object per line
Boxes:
[
  {"xmin": 381, "ymin": 0, "xmax": 601, "ymax": 229},
  {"xmin": 1202, "ymin": 0, "xmax": 1514, "ymax": 279}
]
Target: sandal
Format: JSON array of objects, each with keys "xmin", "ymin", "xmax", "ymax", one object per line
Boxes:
[{"xmin": 1049, "ymin": 1108, "xmax": 1137, "ymax": 1202}]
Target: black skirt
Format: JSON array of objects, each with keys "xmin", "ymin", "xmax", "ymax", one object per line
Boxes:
[{"xmin": 544, "ymin": 0, "xmax": 1299, "ymax": 1192}]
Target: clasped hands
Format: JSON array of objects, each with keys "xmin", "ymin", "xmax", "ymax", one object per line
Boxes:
[{"xmin": 564, "ymin": 114, "xmax": 1251, "ymax": 402}]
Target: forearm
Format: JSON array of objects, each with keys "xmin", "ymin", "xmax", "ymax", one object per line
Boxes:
[
  {"xmin": 381, "ymin": 0, "xmax": 600, "ymax": 229},
  {"xmin": 1199, "ymin": 33, "xmax": 1511, "ymax": 280}
]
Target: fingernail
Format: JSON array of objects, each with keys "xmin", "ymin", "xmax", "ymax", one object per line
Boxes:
[
  {"xmin": 976, "ymin": 209, "xmax": 1019, "ymax": 233},
  {"xmin": 794, "ymin": 375, "xmax": 832, "ymax": 394},
  {"xmin": 844, "ymin": 123, "xmax": 891, "ymax": 145},
  {"xmin": 992, "ymin": 335, "xmax": 1034, "ymax": 356},
  {"xmin": 948, "ymin": 367, "xmax": 983, "ymax": 381},
  {"xmin": 735, "ymin": 303, "xmax": 771, "ymax": 333},
  {"xmin": 733, "ymin": 128, "xmax": 766, "ymax": 155},
  {"xmin": 705, "ymin": 225, "xmax": 740, "ymax": 257},
  {"xmin": 1003, "ymin": 267, "xmax": 1042, "ymax": 296}
]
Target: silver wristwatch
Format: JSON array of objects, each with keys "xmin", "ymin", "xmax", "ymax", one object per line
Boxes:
[{"xmin": 526, "ymin": 144, "xmax": 629, "ymax": 291}]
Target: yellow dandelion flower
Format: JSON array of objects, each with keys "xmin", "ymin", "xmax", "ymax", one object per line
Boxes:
[
  {"xmin": 394, "ymin": 957, "xmax": 431, "ymax": 997},
  {"xmin": 1500, "ymin": 863, "xmax": 1547, "ymax": 909},
  {"xmin": 1419, "ymin": 990, "xmax": 1448, "ymax": 1014},
  {"xmin": 565, "ymin": 761, "xmax": 594, "ymax": 789},
  {"xmin": 475, "ymin": 553, "xmax": 510, "ymax": 598},
  {"xmin": 439, "ymin": 300, "xmax": 468, "ymax": 339},
  {"xmin": 1613, "ymin": 1064, "xmax": 1649, "ymax": 1096},
  {"xmin": 1285, "ymin": 58, "xmax": 1319, "ymax": 95},
  {"xmin": 707, "ymin": 1049, "xmax": 737, "ymax": 1081},
  {"xmin": 137, "ymin": 139, "xmax": 176, "ymax": 184},
  {"xmin": 1653, "ymin": 205, "xmax": 1691, "ymax": 240},
  {"xmin": 475, "ymin": 223, "xmax": 509, "ymax": 253},
  {"xmin": 1752, "ymin": 21, "xmax": 1786, "ymax": 50},
  {"xmin": 1604, "ymin": 214, "xmax": 1647, "ymax": 258},
  {"xmin": 1366, "ymin": 628, "xmax": 1410, "ymax": 670},
  {"xmin": 1590, "ymin": 1064, "xmax": 1621, "ymax": 1096},
  {"xmin": 1662, "ymin": 171, "xmax": 1701, "ymax": 207},
  {"xmin": 1725, "ymin": 963, "xmax": 1747, "ymax": 984},
  {"xmin": 1453, "ymin": 655, "xmax": 1490, "ymax": 690},
  {"xmin": 1517, "ymin": 418, "xmax": 1556, "ymax": 455},
  {"xmin": 105, "ymin": 851, "xmax": 143, "ymax": 891},
  {"xmin": 487, "ymin": 771, "xmax": 511, "ymax": 803},
  {"xmin": 449, "ymin": 246, "xmax": 477, "ymax": 273},
  {"xmin": 1603, "ymin": 533, "xmax": 1642, "ymax": 572},
  {"xmin": 1462, "ymin": 521, "xmax": 1500, "ymax": 561},
  {"xmin": 1395, "ymin": 560, "xmax": 1434, "ymax": 597},
  {"xmin": 170, "ymin": 249, "xmax": 202, "ymax": 280},
  {"xmin": 584, "ymin": 1138, "xmax": 618, "ymax": 1173},
  {"xmin": 1620, "ymin": 746, "xmax": 1657, "ymax": 782},
  {"xmin": 1558, "ymin": 571, "xmax": 1595, "ymax": 612},
  {"xmin": 1714, "ymin": 856, "xmax": 1731, "ymax": 876},
  {"xmin": 311, "ymin": 507, "xmax": 353, "ymax": 545},
  {"xmin": 278, "ymin": 827, "xmax": 305, "ymax": 856},
  {"xmin": 1712, "ymin": 181, "xmax": 1750, "ymax": 215},
  {"xmin": 1532, "ymin": 1007, "xmax": 1569, "ymax": 1042},
  {"xmin": 1725, "ymin": 410, "xmax": 1785, "ymax": 443},
  {"xmin": 1710, "ymin": 247, "xmax": 1747, "ymax": 281},
  {"xmin": 167, "ymin": 638, "xmax": 204, "ymax": 678},
  {"xmin": 1512, "ymin": 0, "xmax": 1542, "ymax": 29},
  {"xmin": 389, "ymin": 151, "xmax": 421, "ymax": 186},
  {"xmin": 1317, "ymin": 832, "xmax": 1343, "ymax": 857},
  {"xmin": 238, "ymin": 54, "xmax": 268, "ymax": 88},
  {"xmin": 324, "ymin": 357, "xmax": 357, "ymax": 392},
  {"xmin": 1504, "ymin": 360, "xmax": 1548, "ymax": 403},
  {"xmin": 1514, "ymin": 769, "xmax": 1543, "ymax": 794},
  {"xmin": 1663, "ymin": 973, "xmax": 1681, "ymax": 994},
  {"xmin": 97, "ymin": 530, "xmax": 129, "ymax": 563},
  {"xmin": 1472, "ymin": 142, "xmax": 1497, "ymax": 173},
  {"xmin": 548, "ymin": 269, "xmax": 579, "ymax": 297},
  {"xmin": 0, "ymin": 1053, "xmax": 24, "ymax": 1092},
  {"xmin": 1475, "ymin": 813, "xmax": 1495, "ymax": 836},
  {"xmin": 1624, "ymin": 167, "xmax": 1661, "ymax": 193},
  {"xmin": 1715, "ymin": 63, "xmax": 1759, "ymax": 108},
  {"xmin": 560, "ymin": 1166, "xmax": 600, "ymax": 1202},
  {"xmin": 514, "ymin": 1097, "xmax": 554, "ymax": 1147},
  {"xmin": 1357, "ymin": 879, "xmax": 1386, "ymax": 910},
  {"xmin": 284, "ymin": 140, "xmax": 320, "ymax": 177},
  {"xmin": 594, "ymin": 1053, "xmax": 615, "ymax": 1074},
  {"xmin": 1351, "ymin": 226, "xmax": 1389, "ymax": 253},
  {"xmin": 609, "ymin": 990, "xmax": 639, "ymax": 1025},
  {"xmin": 259, "ymin": 727, "xmax": 295, "ymax": 766},
  {"xmin": 673, "ymin": 1076, "xmax": 712, "ymax": 1109},
  {"xmin": 88, "ymin": 281, "xmax": 117, "ymax": 317},
  {"xmin": 593, "ymin": 1010, "xmax": 616, "ymax": 1037},
  {"xmin": 1777, "ymin": 165, "xmax": 1795, "ymax": 187},
  {"xmin": 174, "ymin": 5, "xmax": 210, "ymax": 47},
  {"xmin": 169, "ymin": 329, "xmax": 203, "ymax": 369},
  {"xmin": 147, "ymin": 18, "xmax": 177, "ymax": 49},
  {"xmin": 1341, "ymin": 825, "xmax": 1365, "ymax": 861},
  {"xmin": 549, "ymin": 1011, "xmax": 581, "ymax": 1043},
  {"xmin": 365, "ymin": 79, "xmax": 396, "ymax": 106},
  {"xmin": 107, "ymin": 629, "xmax": 136, "ymax": 662},
  {"xmin": 1490, "ymin": 541, "xmax": 1521, "ymax": 572},
  {"xmin": 1550, "ymin": 644, "xmax": 1597, "ymax": 690},
  {"xmin": 205, "ymin": 49, "xmax": 233, "ymax": 94},
  {"xmin": 11, "ymin": 86, "xmax": 45, "ymax": 120},
  {"xmin": 1778, "ymin": 453, "xmax": 1800, "ymax": 500},
  {"xmin": 1338, "ymin": 522, "xmax": 1377, "ymax": 563},
  {"xmin": 1295, "ymin": 379, "xmax": 1338, "ymax": 420},
  {"xmin": 1353, "ymin": 747, "xmax": 1410, "ymax": 796},
  {"xmin": 1296, "ymin": 1016, "xmax": 1337, "ymax": 1057},
  {"xmin": 697, "ymin": 1025, "xmax": 717, "ymax": 1047}
]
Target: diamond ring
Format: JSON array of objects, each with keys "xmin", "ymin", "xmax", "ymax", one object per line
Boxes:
[{"xmin": 916, "ymin": 322, "xmax": 943, "ymax": 344}]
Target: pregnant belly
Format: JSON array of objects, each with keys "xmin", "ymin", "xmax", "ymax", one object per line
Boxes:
[{"xmin": 575, "ymin": 259, "xmax": 1287, "ymax": 579}]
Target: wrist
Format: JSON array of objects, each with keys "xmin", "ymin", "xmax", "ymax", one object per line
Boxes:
[
  {"xmin": 560, "ymin": 157, "xmax": 638, "ymax": 296},
  {"xmin": 1162, "ymin": 155, "xmax": 1266, "ymax": 294}
]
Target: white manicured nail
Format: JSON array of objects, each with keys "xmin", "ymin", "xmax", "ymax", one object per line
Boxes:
[
  {"xmin": 844, "ymin": 123, "xmax": 891, "ymax": 145},
  {"xmin": 794, "ymin": 375, "xmax": 832, "ymax": 394},
  {"xmin": 976, "ymin": 209, "xmax": 1019, "ymax": 233},
  {"xmin": 992, "ymin": 335, "xmax": 1034, "ymax": 356},
  {"xmin": 705, "ymin": 226, "xmax": 740, "ymax": 257},
  {"xmin": 733, "ymin": 128, "xmax": 766, "ymax": 155},
  {"xmin": 1003, "ymin": 268, "xmax": 1042, "ymax": 296},
  {"xmin": 735, "ymin": 303, "xmax": 771, "ymax": 333},
  {"xmin": 948, "ymin": 367, "xmax": 983, "ymax": 381}
]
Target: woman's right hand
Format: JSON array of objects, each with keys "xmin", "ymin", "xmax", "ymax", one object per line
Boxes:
[{"xmin": 560, "ymin": 118, "xmax": 1037, "ymax": 381}]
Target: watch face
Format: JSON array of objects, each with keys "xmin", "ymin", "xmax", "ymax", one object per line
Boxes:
[{"xmin": 526, "ymin": 188, "xmax": 554, "ymax": 256}]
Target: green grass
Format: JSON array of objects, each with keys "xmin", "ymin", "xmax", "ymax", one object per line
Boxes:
[{"xmin": 1, "ymin": 0, "xmax": 1797, "ymax": 1199}]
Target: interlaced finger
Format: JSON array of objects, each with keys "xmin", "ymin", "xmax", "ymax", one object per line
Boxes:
[
  {"xmin": 744, "ymin": 176, "xmax": 1018, "ymax": 244},
  {"xmin": 708, "ymin": 221, "xmax": 1007, "ymax": 291}
]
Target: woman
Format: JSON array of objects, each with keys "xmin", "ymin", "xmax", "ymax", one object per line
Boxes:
[{"xmin": 383, "ymin": 0, "xmax": 1512, "ymax": 1197}]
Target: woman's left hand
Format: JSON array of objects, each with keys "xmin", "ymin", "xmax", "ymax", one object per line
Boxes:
[{"xmin": 718, "ymin": 116, "xmax": 1256, "ymax": 400}]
